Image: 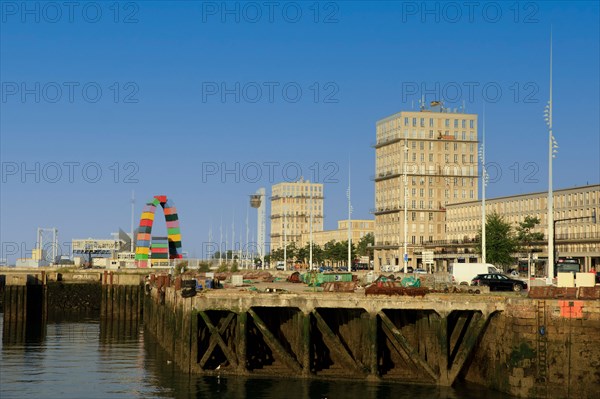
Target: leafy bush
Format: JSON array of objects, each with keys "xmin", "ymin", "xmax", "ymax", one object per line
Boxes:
[
  {"xmin": 198, "ymin": 262, "xmax": 211, "ymax": 272},
  {"xmin": 230, "ymin": 261, "xmax": 239, "ymax": 272}
]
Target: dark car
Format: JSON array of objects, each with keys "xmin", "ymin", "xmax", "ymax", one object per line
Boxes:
[{"xmin": 471, "ymin": 273, "xmax": 527, "ymax": 292}]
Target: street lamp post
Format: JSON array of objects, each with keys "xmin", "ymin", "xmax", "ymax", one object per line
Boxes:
[
  {"xmin": 310, "ymin": 189, "xmax": 313, "ymax": 271},
  {"xmin": 403, "ymin": 144, "xmax": 409, "ymax": 273},
  {"xmin": 544, "ymin": 30, "xmax": 558, "ymax": 284},
  {"xmin": 478, "ymin": 109, "xmax": 488, "ymax": 264},
  {"xmin": 347, "ymin": 165, "xmax": 353, "ymax": 273},
  {"xmin": 283, "ymin": 198, "xmax": 287, "ymax": 270}
]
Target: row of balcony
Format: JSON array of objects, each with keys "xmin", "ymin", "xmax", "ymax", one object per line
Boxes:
[
  {"xmin": 371, "ymin": 135, "xmax": 479, "ymax": 148},
  {"xmin": 371, "ymin": 205, "xmax": 446, "ymax": 214},
  {"xmin": 271, "ymin": 194, "xmax": 325, "ymax": 200},
  {"xmin": 270, "ymin": 213, "xmax": 325, "ymax": 219},
  {"xmin": 373, "ymin": 231, "xmax": 600, "ymax": 248}
]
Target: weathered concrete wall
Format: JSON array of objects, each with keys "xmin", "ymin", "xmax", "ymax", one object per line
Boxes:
[
  {"xmin": 142, "ymin": 288, "xmax": 600, "ymax": 398},
  {"xmin": 462, "ymin": 298, "xmax": 600, "ymax": 399},
  {"xmin": 46, "ymin": 282, "xmax": 101, "ymax": 316},
  {"xmin": 2, "ymin": 285, "xmax": 46, "ymax": 343}
]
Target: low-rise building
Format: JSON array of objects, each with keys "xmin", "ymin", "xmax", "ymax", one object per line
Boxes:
[
  {"xmin": 442, "ymin": 184, "xmax": 600, "ymax": 271},
  {"xmin": 300, "ymin": 219, "xmax": 374, "ymax": 247}
]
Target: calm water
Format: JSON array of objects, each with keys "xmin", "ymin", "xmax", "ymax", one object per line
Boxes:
[{"xmin": 0, "ymin": 313, "xmax": 511, "ymax": 399}]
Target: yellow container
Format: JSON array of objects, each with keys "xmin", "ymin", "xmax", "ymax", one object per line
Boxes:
[
  {"xmin": 136, "ymin": 247, "xmax": 149, "ymax": 255},
  {"xmin": 169, "ymin": 234, "xmax": 182, "ymax": 242},
  {"xmin": 141, "ymin": 212, "xmax": 155, "ymax": 221}
]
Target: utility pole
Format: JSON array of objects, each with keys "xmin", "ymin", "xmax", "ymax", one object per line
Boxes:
[{"xmin": 403, "ymin": 145, "xmax": 409, "ymax": 273}]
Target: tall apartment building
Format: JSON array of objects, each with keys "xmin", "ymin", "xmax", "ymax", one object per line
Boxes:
[
  {"xmin": 373, "ymin": 103, "xmax": 478, "ymax": 270},
  {"xmin": 445, "ymin": 184, "xmax": 600, "ymax": 270},
  {"xmin": 270, "ymin": 179, "xmax": 324, "ymax": 251}
]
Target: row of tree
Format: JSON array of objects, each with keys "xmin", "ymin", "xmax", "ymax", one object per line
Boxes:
[
  {"xmin": 267, "ymin": 233, "xmax": 374, "ymax": 266},
  {"xmin": 475, "ymin": 213, "xmax": 545, "ymax": 268}
]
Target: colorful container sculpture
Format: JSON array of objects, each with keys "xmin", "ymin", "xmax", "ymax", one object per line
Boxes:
[{"xmin": 135, "ymin": 195, "xmax": 182, "ymax": 267}]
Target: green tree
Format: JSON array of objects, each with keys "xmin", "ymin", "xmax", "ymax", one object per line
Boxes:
[
  {"xmin": 269, "ymin": 249, "xmax": 283, "ymax": 262},
  {"xmin": 476, "ymin": 212, "xmax": 517, "ymax": 269},
  {"xmin": 323, "ymin": 240, "xmax": 337, "ymax": 264},
  {"xmin": 296, "ymin": 246, "xmax": 308, "ymax": 264},
  {"xmin": 516, "ymin": 216, "xmax": 545, "ymax": 249},
  {"xmin": 515, "ymin": 216, "xmax": 545, "ymax": 273},
  {"xmin": 357, "ymin": 233, "xmax": 374, "ymax": 258},
  {"xmin": 297, "ymin": 243, "xmax": 324, "ymax": 266}
]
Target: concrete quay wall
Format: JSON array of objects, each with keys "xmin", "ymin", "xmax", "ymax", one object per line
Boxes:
[
  {"xmin": 142, "ymin": 286, "xmax": 600, "ymax": 398},
  {"xmin": 463, "ymin": 298, "xmax": 600, "ymax": 398}
]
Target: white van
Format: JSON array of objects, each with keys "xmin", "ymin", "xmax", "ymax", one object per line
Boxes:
[{"xmin": 450, "ymin": 263, "xmax": 502, "ymax": 285}]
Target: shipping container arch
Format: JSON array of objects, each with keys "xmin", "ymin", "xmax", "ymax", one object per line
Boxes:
[{"xmin": 135, "ymin": 195, "xmax": 182, "ymax": 268}]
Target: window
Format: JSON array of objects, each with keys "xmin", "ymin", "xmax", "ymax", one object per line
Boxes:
[
  {"xmin": 429, "ymin": 154, "xmax": 434, "ymax": 162},
  {"xmin": 412, "ymin": 118, "xmax": 417, "ymax": 127},
  {"xmin": 470, "ymin": 120, "xmax": 474, "ymax": 129},
  {"xmin": 404, "ymin": 117, "xmax": 409, "ymax": 126},
  {"xmin": 420, "ymin": 118, "xmax": 425, "ymax": 127},
  {"xmin": 445, "ymin": 119, "xmax": 450, "ymax": 127},
  {"xmin": 454, "ymin": 119, "xmax": 458, "ymax": 128},
  {"xmin": 429, "ymin": 212, "xmax": 434, "ymax": 221},
  {"xmin": 429, "ymin": 118, "xmax": 434, "ymax": 127},
  {"xmin": 462, "ymin": 120, "xmax": 466, "ymax": 128}
]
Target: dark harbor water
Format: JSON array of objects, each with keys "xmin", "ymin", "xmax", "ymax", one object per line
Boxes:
[{"xmin": 0, "ymin": 313, "xmax": 512, "ymax": 399}]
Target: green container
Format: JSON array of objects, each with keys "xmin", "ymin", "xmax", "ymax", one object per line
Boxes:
[{"xmin": 321, "ymin": 273, "xmax": 353, "ymax": 283}]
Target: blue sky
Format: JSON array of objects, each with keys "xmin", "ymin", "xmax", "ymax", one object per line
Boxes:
[{"xmin": 1, "ymin": 1, "xmax": 599, "ymax": 262}]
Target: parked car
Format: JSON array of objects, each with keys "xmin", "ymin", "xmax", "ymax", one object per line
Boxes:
[
  {"xmin": 471, "ymin": 273, "xmax": 527, "ymax": 292},
  {"xmin": 414, "ymin": 268, "xmax": 427, "ymax": 274},
  {"xmin": 320, "ymin": 265, "xmax": 334, "ymax": 273},
  {"xmin": 276, "ymin": 261, "xmax": 285, "ymax": 271}
]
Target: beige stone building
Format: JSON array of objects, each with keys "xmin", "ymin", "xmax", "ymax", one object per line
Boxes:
[
  {"xmin": 270, "ymin": 179, "xmax": 324, "ymax": 251},
  {"xmin": 300, "ymin": 219, "xmax": 374, "ymax": 247},
  {"xmin": 373, "ymin": 104, "xmax": 479, "ymax": 270},
  {"xmin": 444, "ymin": 184, "xmax": 600, "ymax": 270}
]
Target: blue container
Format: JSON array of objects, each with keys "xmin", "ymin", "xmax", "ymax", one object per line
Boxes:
[{"xmin": 205, "ymin": 279, "xmax": 213, "ymax": 289}]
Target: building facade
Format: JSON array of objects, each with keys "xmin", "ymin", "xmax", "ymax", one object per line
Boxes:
[
  {"xmin": 300, "ymin": 219, "xmax": 374, "ymax": 247},
  {"xmin": 270, "ymin": 179, "xmax": 324, "ymax": 251},
  {"xmin": 445, "ymin": 184, "xmax": 600, "ymax": 271},
  {"xmin": 373, "ymin": 104, "xmax": 479, "ymax": 270}
]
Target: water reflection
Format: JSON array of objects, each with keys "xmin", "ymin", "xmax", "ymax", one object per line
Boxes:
[
  {"xmin": 1, "ymin": 312, "xmax": 514, "ymax": 399},
  {"xmin": 142, "ymin": 328, "xmax": 511, "ymax": 399}
]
